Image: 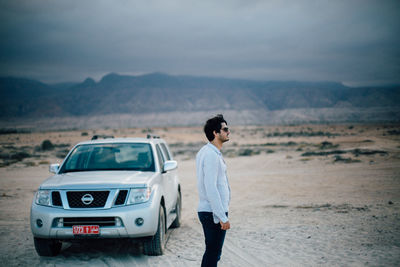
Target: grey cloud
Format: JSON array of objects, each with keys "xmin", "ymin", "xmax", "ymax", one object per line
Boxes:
[{"xmin": 0, "ymin": 0, "xmax": 399, "ymax": 85}]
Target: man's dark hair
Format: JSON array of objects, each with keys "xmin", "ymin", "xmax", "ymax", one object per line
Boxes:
[{"xmin": 204, "ymin": 114, "xmax": 227, "ymax": 141}]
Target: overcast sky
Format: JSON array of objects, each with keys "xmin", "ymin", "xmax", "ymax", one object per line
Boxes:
[{"xmin": 0, "ymin": 0, "xmax": 399, "ymax": 85}]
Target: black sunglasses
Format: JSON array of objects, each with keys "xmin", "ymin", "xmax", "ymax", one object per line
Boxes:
[{"xmin": 221, "ymin": 127, "xmax": 229, "ymax": 132}]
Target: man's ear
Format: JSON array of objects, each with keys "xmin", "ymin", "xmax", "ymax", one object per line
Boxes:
[{"xmin": 213, "ymin": 130, "xmax": 218, "ymax": 137}]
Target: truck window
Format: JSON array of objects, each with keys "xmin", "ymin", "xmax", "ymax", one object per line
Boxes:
[
  {"xmin": 160, "ymin": 143, "xmax": 171, "ymax": 160},
  {"xmin": 156, "ymin": 145, "xmax": 165, "ymax": 171}
]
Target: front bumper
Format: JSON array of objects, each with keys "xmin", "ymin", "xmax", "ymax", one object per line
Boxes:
[{"xmin": 30, "ymin": 199, "xmax": 159, "ymax": 240}]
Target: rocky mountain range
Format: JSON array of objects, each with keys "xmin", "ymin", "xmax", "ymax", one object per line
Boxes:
[{"xmin": 1, "ymin": 73, "xmax": 399, "ymax": 128}]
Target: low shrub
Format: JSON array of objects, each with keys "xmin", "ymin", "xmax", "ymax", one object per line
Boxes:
[
  {"xmin": 238, "ymin": 148, "xmax": 260, "ymax": 156},
  {"xmin": 56, "ymin": 149, "xmax": 70, "ymax": 159},
  {"xmin": 333, "ymin": 155, "xmax": 361, "ymax": 163},
  {"xmin": 387, "ymin": 130, "xmax": 400, "ymax": 135},
  {"xmin": 10, "ymin": 151, "xmax": 30, "ymax": 161},
  {"xmin": 350, "ymin": 149, "xmax": 387, "ymax": 156},
  {"xmin": 0, "ymin": 128, "xmax": 31, "ymax": 134},
  {"xmin": 319, "ymin": 141, "xmax": 339, "ymax": 149},
  {"xmin": 266, "ymin": 131, "xmax": 340, "ymax": 138},
  {"xmin": 41, "ymin": 140, "xmax": 54, "ymax": 151},
  {"xmin": 301, "ymin": 150, "xmax": 346, "ymax": 157}
]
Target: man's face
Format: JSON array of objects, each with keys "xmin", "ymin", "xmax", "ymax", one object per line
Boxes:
[{"xmin": 217, "ymin": 122, "xmax": 230, "ymax": 143}]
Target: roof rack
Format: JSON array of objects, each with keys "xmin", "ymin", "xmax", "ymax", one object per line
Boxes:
[
  {"xmin": 91, "ymin": 135, "xmax": 115, "ymax": 140},
  {"xmin": 147, "ymin": 134, "xmax": 160, "ymax": 139}
]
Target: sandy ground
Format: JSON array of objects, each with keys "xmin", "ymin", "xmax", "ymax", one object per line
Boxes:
[{"xmin": 0, "ymin": 124, "xmax": 400, "ymax": 266}]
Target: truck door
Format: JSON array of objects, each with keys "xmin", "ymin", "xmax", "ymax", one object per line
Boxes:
[{"xmin": 156, "ymin": 145, "xmax": 174, "ymax": 214}]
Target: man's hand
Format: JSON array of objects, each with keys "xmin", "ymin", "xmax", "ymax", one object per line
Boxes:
[{"xmin": 220, "ymin": 220, "xmax": 230, "ymax": 230}]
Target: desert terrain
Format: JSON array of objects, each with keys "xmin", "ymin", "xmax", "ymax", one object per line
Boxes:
[{"xmin": 0, "ymin": 124, "xmax": 399, "ymax": 266}]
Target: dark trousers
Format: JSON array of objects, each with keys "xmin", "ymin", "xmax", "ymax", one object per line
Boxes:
[{"xmin": 198, "ymin": 212, "xmax": 227, "ymax": 267}]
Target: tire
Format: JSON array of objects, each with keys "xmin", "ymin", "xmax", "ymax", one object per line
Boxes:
[
  {"xmin": 34, "ymin": 237, "xmax": 62, "ymax": 256},
  {"xmin": 143, "ymin": 206, "xmax": 166, "ymax": 256},
  {"xmin": 170, "ymin": 191, "xmax": 181, "ymax": 228}
]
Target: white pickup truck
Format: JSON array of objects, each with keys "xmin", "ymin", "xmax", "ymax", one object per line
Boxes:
[{"xmin": 30, "ymin": 135, "xmax": 181, "ymax": 256}]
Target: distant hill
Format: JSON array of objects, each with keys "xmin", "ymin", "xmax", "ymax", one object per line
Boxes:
[{"xmin": 1, "ymin": 73, "xmax": 399, "ymax": 125}]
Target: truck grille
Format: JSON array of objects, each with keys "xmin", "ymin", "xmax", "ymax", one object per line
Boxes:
[
  {"xmin": 63, "ymin": 217, "xmax": 116, "ymax": 227},
  {"xmin": 114, "ymin": 190, "xmax": 128, "ymax": 205},
  {"xmin": 67, "ymin": 191, "xmax": 109, "ymax": 208},
  {"xmin": 52, "ymin": 191, "xmax": 62, "ymax": 206}
]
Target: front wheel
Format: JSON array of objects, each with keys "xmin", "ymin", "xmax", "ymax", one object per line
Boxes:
[
  {"xmin": 143, "ymin": 206, "xmax": 166, "ymax": 256},
  {"xmin": 34, "ymin": 237, "xmax": 62, "ymax": 256}
]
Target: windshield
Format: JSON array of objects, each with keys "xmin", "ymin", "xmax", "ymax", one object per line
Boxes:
[{"xmin": 59, "ymin": 143, "xmax": 155, "ymax": 173}]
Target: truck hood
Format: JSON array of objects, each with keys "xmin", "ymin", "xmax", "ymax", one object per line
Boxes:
[{"xmin": 39, "ymin": 171, "xmax": 157, "ymax": 190}]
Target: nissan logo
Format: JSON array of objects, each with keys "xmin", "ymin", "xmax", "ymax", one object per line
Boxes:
[{"xmin": 81, "ymin": 194, "xmax": 94, "ymax": 205}]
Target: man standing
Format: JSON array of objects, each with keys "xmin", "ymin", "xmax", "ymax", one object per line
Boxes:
[{"xmin": 196, "ymin": 114, "xmax": 231, "ymax": 267}]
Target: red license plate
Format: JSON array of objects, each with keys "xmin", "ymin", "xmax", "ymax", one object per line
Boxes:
[{"xmin": 72, "ymin": 225, "xmax": 100, "ymax": 235}]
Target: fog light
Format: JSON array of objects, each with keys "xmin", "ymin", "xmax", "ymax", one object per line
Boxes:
[
  {"xmin": 36, "ymin": 219, "xmax": 43, "ymax": 228},
  {"xmin": 115, "ymin": 217, "xmax": 122, "ymax": 227},
  {"xmin": 135, "ymin": 217, "xmax": 144, "ymax": 226},
  {"xmin": 57, "ymin": 218, "xmax": 63, "ymax": 227}
]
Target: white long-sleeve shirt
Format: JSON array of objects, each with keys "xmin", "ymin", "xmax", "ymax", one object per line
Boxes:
[{"xmin": 196, "ymin": 143, "xmax": 231, "ymax": 223}]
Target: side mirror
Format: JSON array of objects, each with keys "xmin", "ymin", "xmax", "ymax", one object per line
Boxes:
[
  {"xmin": 49, "ymin": 163, "xmax": 60, "ymax": 174},
  {"xmin": 163, "ymin": 160, "xmax": 177, "ymax": 173}
]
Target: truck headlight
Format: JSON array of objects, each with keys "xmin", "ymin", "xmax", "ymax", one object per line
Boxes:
[
  {"xmin": 35, "ymin": 190, "xmax": 51, "ymax": 206},
  {"xmin": 127, "ymin": 188, "xmax": 151, "ymax": 205}
]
